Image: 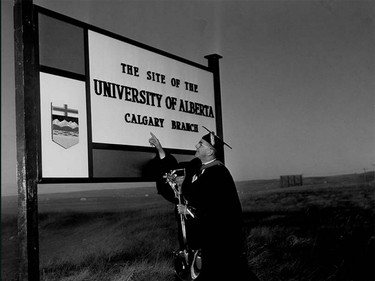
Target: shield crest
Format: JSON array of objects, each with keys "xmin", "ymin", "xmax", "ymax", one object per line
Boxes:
[{"xmin": 51, "ymin": 103, "xmax": 79, "ymax": 149}]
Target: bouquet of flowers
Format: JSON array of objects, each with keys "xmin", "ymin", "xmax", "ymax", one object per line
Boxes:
[{"xmin": 163, "ymin": 168, "xmax": 185, "ymax": 199}]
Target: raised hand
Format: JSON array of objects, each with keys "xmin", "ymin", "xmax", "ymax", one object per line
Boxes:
[
  {"xmin": 149, "ymin": 132, "xmax": 165, "ymax": 159},
  {"xmin": 149, "ymin": 132, "xmax": 161, "ymax": 148}
]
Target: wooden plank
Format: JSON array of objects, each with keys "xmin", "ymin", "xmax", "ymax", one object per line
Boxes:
[{"xmin": 14, "ymin": 0, "xmax": 40, "ymax": 280}]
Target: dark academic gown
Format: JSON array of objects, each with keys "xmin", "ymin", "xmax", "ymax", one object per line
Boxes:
[{"xmin": 154, "ymin": 153, "xmax": 259, "ymax": 281}]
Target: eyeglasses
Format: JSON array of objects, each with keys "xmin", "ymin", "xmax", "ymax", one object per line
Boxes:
[
  {"xmin": 196, "ymin": 141, "xmax": 204, "ymax": 147},
  {"xmin": 196, "ymin": 141, "xmax": 210, "ymax": 149}
]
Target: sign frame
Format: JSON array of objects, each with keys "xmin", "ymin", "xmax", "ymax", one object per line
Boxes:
[{"xmin": 33, "ymin": 5, "xmax": 224, "ymax": 184}]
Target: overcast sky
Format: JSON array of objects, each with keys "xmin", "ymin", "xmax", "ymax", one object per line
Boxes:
[{"xmin": 2, "ymin": 0, "xmax": 374, "ymax": 196}]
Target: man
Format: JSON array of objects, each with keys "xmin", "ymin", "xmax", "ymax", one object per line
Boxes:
[{"xmin": 149, "ymin": 130, "xmax": 259, "ymax": 281}]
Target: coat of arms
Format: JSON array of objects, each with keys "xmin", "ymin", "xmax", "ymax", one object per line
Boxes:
[{"xmin": 51, "ymin": 103, "xmax": 79, "ymax": 149}]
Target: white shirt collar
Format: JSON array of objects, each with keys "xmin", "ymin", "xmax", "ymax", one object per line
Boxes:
[{"xmin": 202, "ymin": 158, "xmax": 216, "ymax": 166}]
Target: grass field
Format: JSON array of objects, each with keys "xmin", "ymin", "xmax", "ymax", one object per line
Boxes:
[{"xmin": 2, "ymin": 174, "xmax": 374, "ymax": 281}]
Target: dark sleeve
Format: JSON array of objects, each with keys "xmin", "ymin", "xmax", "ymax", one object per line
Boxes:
[
  {"xmin": 153, "ymin": 154, "xmax": 200, "ymax": 204},
  {"xmin": 154, "ymin": 153, "xmax": 179, "ymax": 203}
]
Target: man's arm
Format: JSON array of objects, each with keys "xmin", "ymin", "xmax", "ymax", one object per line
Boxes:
[{"xmin": 149, "ymin": 132, "xmax": 166, "ymax": 159}]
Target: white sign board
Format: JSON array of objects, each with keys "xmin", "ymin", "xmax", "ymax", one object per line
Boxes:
[{"xmin": 88, "ymin": 31, "xmax": 217, "ymax": 151}]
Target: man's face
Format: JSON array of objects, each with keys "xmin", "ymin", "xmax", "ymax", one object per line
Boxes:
[{"xmin": 195, "ymin": 139, "xmax": 212, "ymax": 160}]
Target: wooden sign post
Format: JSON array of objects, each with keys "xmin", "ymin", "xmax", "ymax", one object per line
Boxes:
[{"xmin": 14, "ymin": 0, "xmax": 40, "ymax": 280}]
